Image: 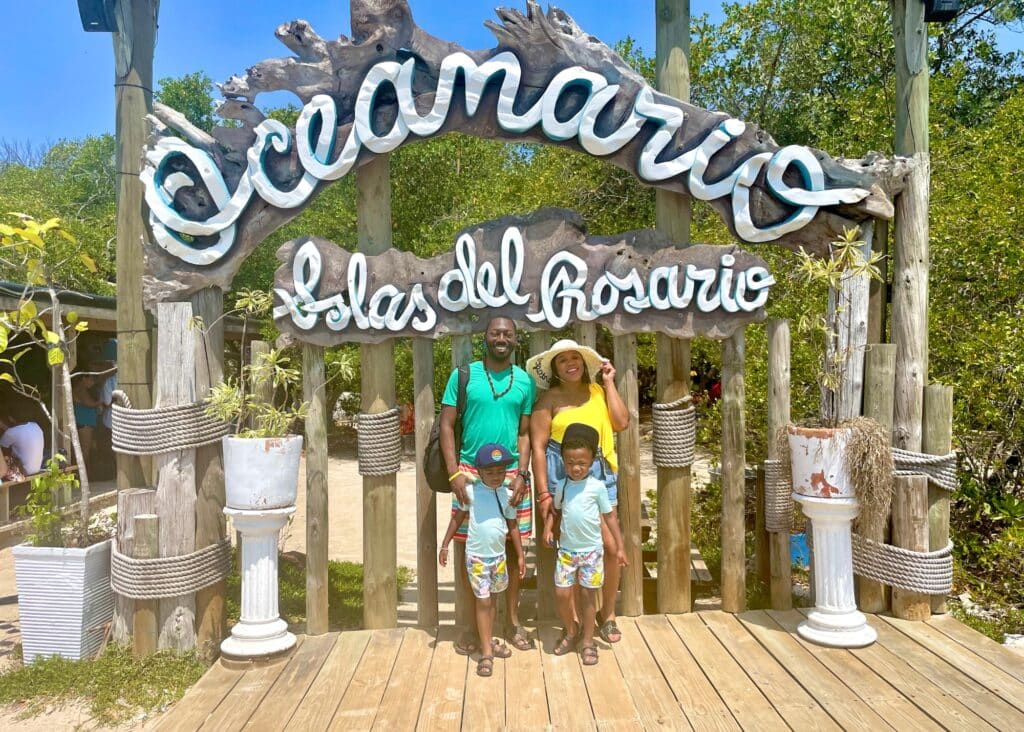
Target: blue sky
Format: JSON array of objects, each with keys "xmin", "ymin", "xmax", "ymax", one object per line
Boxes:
[
  {"xmin": 0, "ymin": 0, "xmax": 699, "ymax": 148},
  {"xmin": 1, "ymin": 1, "xmax": 1020, "ymax": 149}
]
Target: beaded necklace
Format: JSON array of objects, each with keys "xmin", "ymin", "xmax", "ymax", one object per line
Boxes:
[{"xmin": 484, "ymin": 364, "xmax": 514, "ymax": 400}]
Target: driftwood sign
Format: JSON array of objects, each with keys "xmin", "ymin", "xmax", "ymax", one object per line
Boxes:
[
  {"xmin": 273, "ymin": 209, "xmax": 773, "ymax": 344},
  {"xmin": 141, "ymin": 0, "xmax": 892, "ymax": 304}
]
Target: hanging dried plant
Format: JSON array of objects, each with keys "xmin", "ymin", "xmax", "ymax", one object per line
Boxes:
[{"xmin": 843, "ymin": 417, "xmax": 894, "ymax": 536}]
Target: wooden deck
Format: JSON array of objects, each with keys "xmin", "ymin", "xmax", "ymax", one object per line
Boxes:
[{"xmin": 156, "ymin": 610, "xmax": 1024, "ymax": 730}]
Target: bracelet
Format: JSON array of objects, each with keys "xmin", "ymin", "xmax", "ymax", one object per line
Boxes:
[
  {"xmin": 537, "ymin": 492, "xmax": 553, "ymax": 503},
  {"xmin": 448, "ymin": 471, "xmax": 463, "ymax": 482}
]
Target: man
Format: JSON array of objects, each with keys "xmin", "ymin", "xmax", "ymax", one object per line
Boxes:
[
  {"xmin": 440, "ymin": 315, "xmax": 535, "ymax": 654},
  {"xmin": 0, "ymin": 411, "xmax": 44, "ymax": 476}
]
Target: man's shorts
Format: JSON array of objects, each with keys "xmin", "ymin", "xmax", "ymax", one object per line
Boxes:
[
  {"xmin": 466, "ymin": 552, "xmax": 509, "ymax": 599},
  {"xmin": 554, "ymin": 547, "xmax": 604, "ymax": 589}
]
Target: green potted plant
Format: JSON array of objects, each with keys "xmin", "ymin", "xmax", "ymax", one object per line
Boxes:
[
  {"xmin": 786, "ymin": 227, "xmax": 892, "ymax": 513},
  {"xmin": 1, "ymin": 214, "xmax": 115, "ymax": 662},
  {"xmin": 201, "ymin": 290, "xmax": 307, "ymax": 510}
]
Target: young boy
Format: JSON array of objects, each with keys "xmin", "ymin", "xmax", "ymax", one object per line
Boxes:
[
  {"xmin": 440, "ymin": 443, "xmax": 526, "ymax": 677},
  {"xmin": 543, "ymin": 423, "xmax": 627, "ymax": 666}
]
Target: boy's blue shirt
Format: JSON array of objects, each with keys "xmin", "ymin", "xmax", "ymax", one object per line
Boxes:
[
  {"xmin": 554, "ymin": 475, "xmax": 611, "ymax": 553},
  {"xmin": 458, "ymin": 479, "xmax": 517, "ymax": 556}
]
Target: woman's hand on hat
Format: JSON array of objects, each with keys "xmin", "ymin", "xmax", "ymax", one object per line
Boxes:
[{"xmin": 599, "ymin": 360, "xmax": 616, "ymax": 384}]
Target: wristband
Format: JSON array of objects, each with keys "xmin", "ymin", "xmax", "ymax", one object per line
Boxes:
[
  {"xmin": 516, "ymin": 468, "xmax": 531, "ymax": 481},
  {"xmin": 537, "ymin": 491, "xmax": 553, "ymax": 503},
  {"xmin": 448, "ymin": 471, "xmax": 463, "ymax": 482}
]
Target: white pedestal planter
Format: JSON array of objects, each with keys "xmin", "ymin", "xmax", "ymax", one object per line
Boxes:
[
  {"xmin": 793, "ymin": 495, "xmax": 876, "ymax": 648},
  {"xmin": 13, "ymin": 539, "xmax": 115, "ymax": 663},
  {"xmin": 221, "ymin": 507, "xmax": 296, "ymax": 659},
  {"xmin": 788, "ymin": 425, "xmax": 854, "ymax": 499},
  {"xmin": 223, "ymin": 435, "xmax": 303, "ymax": 510}
]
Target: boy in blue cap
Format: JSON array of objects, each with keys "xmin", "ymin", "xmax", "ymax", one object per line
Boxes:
[{"xmin": 439, "ymin": 442, "xmax": 526, "ymax": 677}]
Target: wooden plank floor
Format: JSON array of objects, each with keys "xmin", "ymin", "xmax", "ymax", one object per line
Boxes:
[{"xmin": 157, "ymin": 611, "xmax": 1024, "ymax": 730}]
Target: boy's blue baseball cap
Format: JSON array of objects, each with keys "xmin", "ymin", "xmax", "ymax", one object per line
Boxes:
[{"xmin": 475, "ymin": 443, "xmax": 514, "ymax": 469}]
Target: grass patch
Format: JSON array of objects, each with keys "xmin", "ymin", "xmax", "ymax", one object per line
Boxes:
[
  {"xmin": 226, "ymin": 550, "xmax": 415, "ymax": 630},
  {"xmin": 0, "ymin": 645, "xmax": 206, "ymax": 725}
]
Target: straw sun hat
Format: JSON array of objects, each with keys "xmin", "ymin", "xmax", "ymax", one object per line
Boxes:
[{"xmin": 525, "ymin": 339, "xmax": 606, "ymax": 389}]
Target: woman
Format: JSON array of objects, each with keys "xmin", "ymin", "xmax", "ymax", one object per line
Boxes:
[
  {"xmin": 72, "ymin": 370, "xmax": 102, "ymax": 468},
  {"xmin": 527, "ymin": 339, "xmax": 629, "ymax": 643}
]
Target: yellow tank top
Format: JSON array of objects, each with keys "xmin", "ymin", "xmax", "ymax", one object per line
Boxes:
[{"xmin": 550, "ymin": 383, "xmax": 618, "ymax": 472}]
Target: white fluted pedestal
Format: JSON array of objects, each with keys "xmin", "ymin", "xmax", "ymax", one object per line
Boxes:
[
  {"xmin": 221, "ymin": 507, "xmax": 296, "ymax": 659},
  {"xmin": 793, "ymin": 494, "xmax": 876, "ymax": 648}
]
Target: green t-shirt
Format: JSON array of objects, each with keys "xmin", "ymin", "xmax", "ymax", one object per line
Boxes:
[{"xmin": 442, "ymin": 361, "xmax": 535, "ymax": 468}]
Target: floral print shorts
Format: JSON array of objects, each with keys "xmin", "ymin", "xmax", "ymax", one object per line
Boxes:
[
  {"xmin": 466, "ymin": 553, "xmax": 509, "ymax": 599},
  {"xmin": 554, "ymin": 547, "xmax": 604, "ymax": 589}
]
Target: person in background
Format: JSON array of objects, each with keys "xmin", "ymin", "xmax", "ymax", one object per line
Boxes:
[
  {"xmin": 72, "ymin": 369, "xmax": 102, "ymax": 468},
  {"xmin": 0, "ymin": 410, "xmax": 45, "ymax": 476}
]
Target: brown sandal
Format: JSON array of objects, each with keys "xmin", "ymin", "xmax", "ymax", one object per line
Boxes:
[
  {"xmin": 491, "ymin": 638, "xmax": 512, "ymax": 659},
  {"xmin": 580, "ymin": 643, "xmax": 599, "ymax": 666},
  {"xmin": 553, "ymin": 625, "xmax": 577, "ymax": 656},
  {"xmin": 596, "ymin": 612, "xmax": 622, "ymax": 644},
  {"xmin": 477, "ymin": 655, "xmax": 494, "ymax": 677},
  {"xmin": 454, "ymin": 632, "xmax": 479, "ymax": 656},
  {"xmin": 509, "ymin": 625, "xmax": 533, "ymax": 651}
]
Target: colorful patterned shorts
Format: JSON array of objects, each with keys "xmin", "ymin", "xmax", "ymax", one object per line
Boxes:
[
  {"xmin": 466, "ymin": 553, "xmax": 509, "ymax": 599},
  {"xmin": 554, "ymin": 547, "xmax": 604, "ymax": 589}
]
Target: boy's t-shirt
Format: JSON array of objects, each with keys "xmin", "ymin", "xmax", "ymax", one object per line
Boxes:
[
  {"xmin": 441, "ymin": 361, "xmax": 535, "ymax": 469},
  {"xmin": 554, "ymin": 475, "xmax": 612, "ymax": 553},
  {"xmin": 458, "ymin": 480, "xmax": 517, "ymax": 557}
]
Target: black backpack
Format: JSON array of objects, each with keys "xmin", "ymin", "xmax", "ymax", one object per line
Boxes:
[{"xmin": 423, "ymin": 365, "xmax": 469, "ymax": 493}]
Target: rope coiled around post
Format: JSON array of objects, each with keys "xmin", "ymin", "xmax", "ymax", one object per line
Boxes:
[
  {"xmin": 763, "ymin": 459, "xmax": 793, "ymax": 532},
  {"xmin": 893, "ymin": 448, "xmax": 957, "ymax": 491},
  {"xmin": 111, "ymin": 390, "xmax": 231, "ymax": 456},
  {"xmin": 110, "ymin": 538, "xmax": 232, "ymax": 600},
  {"xmin": 357, "ymin": 407, "xmax": 401, "ymax": 476},
  {"xmin": 851, "ymin": 533, "xmax": 953, "ymax": 595},
  {"xmin": 652, "ymin": 396, "xmax": 696, "ymax": 468}
]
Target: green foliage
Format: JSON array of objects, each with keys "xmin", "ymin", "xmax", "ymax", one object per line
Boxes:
[
  {"xmin": 18, "ymin": 455, "xmax": 79, "ymax": 548},
  {"xmin": 225, "ymin": 552, "xmax": 413, "ymax": 630},
  {"xmin": 154, "ymin": 72, "xmax": 219, "ymax": 133},
  {"xmin": 0, "ymin": 645, "xmax": 206, "ymax": 725}
]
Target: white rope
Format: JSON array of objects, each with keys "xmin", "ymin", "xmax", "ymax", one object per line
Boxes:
[
  {"xmin": 851, "ymin": 533, "xmax": 953, "ymax": 595},
  {"xmin": 357, "ymin": 407, "xmax": 402, "ymax": 476},
  {"xmin": 111, "ymin": 390, "xmax": 231, "ymax": 455},
  {"xmin": 893, "ymin": 448, "xmax": 957, "ymax": 491},
  {"xmin": 110, "ymin": 538, "xmax": 232, "ymax": 600},
  {"xmin": 763, "ymin": 459, "xmax": 793, "ymax": 532},
  {"xmin": 652, "ymin": 397, "xmax": 696, "ymax": 468}
]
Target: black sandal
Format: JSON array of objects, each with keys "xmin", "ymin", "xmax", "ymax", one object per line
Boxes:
[
  {"xmin": 596, "ymin": 612, "xmax": 622, "ymax": 644},
  {"xmin": 477, "ymin": 655, "xmax": 494, "ymax": 677},
  {"xmin": 553, "ymin": 624, "xmax": 577, "ymax": 656},
  {"xmin": 580, "ymin": 643, "xmax": 599, "ymax": 666}
]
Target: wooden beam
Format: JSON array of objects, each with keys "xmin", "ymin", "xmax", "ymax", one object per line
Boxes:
[
  {"xmin": 451, "ymin": 334, "xmax": 473, "ymax": 629},
  {"xmin": 614, "ymin": 334, "xmax": 643, "ymax": 616},
  {"xmin": 303, "ymin": 343, "xmax": 329, "ymax": 634},
  {"xmin": 859, "ymin": 344, "xmax": 896, "ymax": 613},
  {"xmin": 192, "ymin": 287, "xmax": 226, "ymax": 661},
  {"xmin": 113, "ymin": 0, "xmax": 156, "ymax": 493},
  {"xmin": 720, "ymin": 331, "xmax": 746, "ymax": 613},
  {"xmin": 413, "ymin": 338, "xmax": 438, "ymax": 628},
  {"xmin": 924, "ymin": 384, "xmax": 953, "ymax": 615},
  {"xmin": 155, "ymin": 302, "xmax": 197, "ymax": 650},
  {"xmin": 867, "ymin": 219, "xmax": 889, "ymax": 345},
  {"xmin": 358, "ymin": 155, "xmax": 398, "ymax": 630},
  {"xmin": 766, "ymin": 320, "xmax": 792, "ymax": 611},
  {"xmin": 529, "ymin": 331, "xmax": 556, "ymax": 622},
  {"xmin": 891, "ymin": 475, "xmax": 930, "ymax": 620}
]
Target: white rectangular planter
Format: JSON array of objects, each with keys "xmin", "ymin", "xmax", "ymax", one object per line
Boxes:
[{"xmin": 13, "ymin": 539, "xmax": 114, "ymax": 664}]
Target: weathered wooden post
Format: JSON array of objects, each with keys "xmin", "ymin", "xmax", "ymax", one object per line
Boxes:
[
  {"xmin": 155, "ymin": 302, "xmax": 197, "ymax": 650},
  {"xmin": 721, "ymin": 331, "xmax": 747, "ymax": 613},
  {"xmin": 924, "ymin": 384, "xmax": 953, "ymax": 614},
  {"xmin": 192, "ymin": 287, "xmax": 225, "ymax": 660},
  {"xmin": 413, "ymin": 338, "xmax": 438, "ymax": 627},
  {"xmin": 112, "ymin": 0, "xmax": 157, "ymax": 491},
  {"xmin": 859, "ymin": 344, "xmax": 896, "ymax": 612},
  {"xmin": 614, "ymin": 335, "xmax": 643, "ymax": 616},
  {"xmin": 654, "ymin": 0, "xmax": 694, "ymax": 614},
  {"xmin": 133, "ymin": 513, "xmax": 159, "ymax": 658},
  {"xmin": 303, "ymin": 343, "xmax": 329, "ymax": 634},
  {"xmin": 113, "ymin": 488, "xmax": 156, "ymax": 645},
  {"xmin": 530, "ymin": 331, "xmax": 556, "ymax": 621},
  {"xmin": 358, "ymin": 156, "xmax": 398, "ymax": 629},
  {"xmin": 767, "ymin": 320, "xmax": 792, "ymax": 611},
  {"xmin": 891, "ymin": 0, "xmax": 931, "ymax": 621},
  {"xmin": 451, "ymin": 334, "xmax": 473, "ymax": 629}
]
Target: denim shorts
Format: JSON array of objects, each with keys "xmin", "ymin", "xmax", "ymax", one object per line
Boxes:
[{"xmin": 545, "ymin": 439, "xmax": 618, "ymax": 506}]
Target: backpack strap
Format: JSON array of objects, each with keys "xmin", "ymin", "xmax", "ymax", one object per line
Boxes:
[{"xmin": 454, "ymin": 364, "xmax": 469, "ymax": 443}]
